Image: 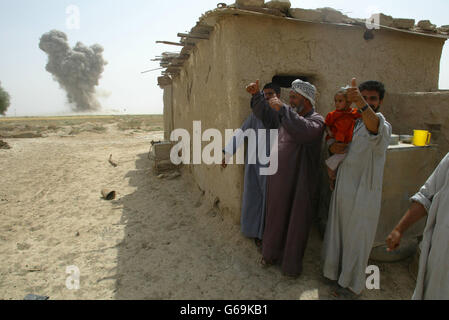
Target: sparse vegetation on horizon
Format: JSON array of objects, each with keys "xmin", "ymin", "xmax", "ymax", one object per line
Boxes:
[{"xmin": 0, "ymin": 82, "xmax": 11, "ymax": 116}]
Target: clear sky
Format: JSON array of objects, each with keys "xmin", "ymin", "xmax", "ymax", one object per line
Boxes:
[{"xmin": 0, "ymin": 0, "xmax": 448, "ymax": 116}]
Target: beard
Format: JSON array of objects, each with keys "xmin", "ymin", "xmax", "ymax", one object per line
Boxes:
[{"xmin": 292, "ymin": 101, "xmax": 305, "ymax": 114}]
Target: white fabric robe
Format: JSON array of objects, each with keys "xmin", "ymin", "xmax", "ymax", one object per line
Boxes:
[
  {"xmin": 322, "ymin": 113, "xmax": 392, "ymax": 294},
  {"xmin": 411, "ymin": 152, "xmax": 449, "ymax": 300}
]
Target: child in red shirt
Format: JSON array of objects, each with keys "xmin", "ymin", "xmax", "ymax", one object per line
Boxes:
[{"xmin": 325, "ymin": 87, "xmax": 362, "ymax": 190}]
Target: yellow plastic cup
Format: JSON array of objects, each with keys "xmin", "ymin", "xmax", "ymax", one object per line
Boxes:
[{"xmin": 412, "ymin": 130, "xmax": 431, "ymax": 147}]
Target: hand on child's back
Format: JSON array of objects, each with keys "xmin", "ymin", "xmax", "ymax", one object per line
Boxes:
[{"xmin": 330, "ymin": 142, "xmax": 348, "ymax": 155}]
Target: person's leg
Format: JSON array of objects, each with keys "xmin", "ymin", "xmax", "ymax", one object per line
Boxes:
[
  {"xmin": 327, "ymin": 166, "xmax": 337, "ymax": 191},
  {"xmin": 325, "ymin": 154, "xmax": 346, "ymax": 191}
]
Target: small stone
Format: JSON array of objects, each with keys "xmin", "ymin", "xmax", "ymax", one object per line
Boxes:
[
  {"xmin": 167, "ymin": 172, "xmax": 181, "ymax": 180},
  {"xmin": 437, "ymin": 25, "xmax": 449, "ymax": 33},
  {"xmin": 376, "ymin": 13, "xmax": 394, "ymax": 27},
  {"xmin": 157, "ymin": 174, "xmax": 165, "ymax": 179},
  {"xmin": 393, "ymin": 18, "xmax": 415, "ymax": 29},
  {"xmin": 0, "ymin": 140, "xmax": 11, "ymax": 149},
  {"xmin": 24, "ymin": 294, "xmax": 49, "ymax": 300},
  {"xmin": 288, "ymin": 8, "xmax": 323, "ymax": 22},
  {"xmin": 236, "ymin": 0, "xmax": 265, "ymax": 8},
  {"xmin": 417, "ymin": 20, "xmax": 436, "ymax": 31},
  {"xmin": 17, "ymin": 243, "xmax": 31, "ymax": 251},
  {"xmin": 75, "ymin": 232, "xmax": 80, "ymax": 237},
  {"xmin": 265, "ymin": 0, "xmax": 291, "ymax": 11}
]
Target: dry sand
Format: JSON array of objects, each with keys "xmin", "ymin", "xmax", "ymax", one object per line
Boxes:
[{"xmin": 0, "ymin": 116, "xmax": 416, "ymax": 300}]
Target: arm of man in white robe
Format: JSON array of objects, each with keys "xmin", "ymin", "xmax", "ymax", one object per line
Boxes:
[
  {"xmin": 363, "ymin": 113, "xmax": 392, "ymax": 153},
  {"xmin": 386, "ymin": 152, "xmax": 449, "ymax": 251}
]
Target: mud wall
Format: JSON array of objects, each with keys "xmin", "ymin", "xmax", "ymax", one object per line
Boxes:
[
  {"xmin": 382, "ymin": 91, "xmax": 449, "ymax": 157},
  {"xmin": 170, "ymin": 14, "xmax": 446, "ymax": 223},
  {"xmin": 171, "ymin": 18, "xmax": 246, "ymax": 224},
  {"xmin": 228, "ymin": 15, "xmax": 445, "ymax": 116}
]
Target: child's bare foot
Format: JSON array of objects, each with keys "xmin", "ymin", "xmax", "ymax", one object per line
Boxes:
[
  {"xmin": 327, "ymin": 166, "xmax": 337, "ymax": 191},
  {"xmin": 329, "ymin": 178, "xmax": 335, "ymax": 191},
  {"xmin": 327, "ymin": 166, "xmax": 336, "ymax": 180}
]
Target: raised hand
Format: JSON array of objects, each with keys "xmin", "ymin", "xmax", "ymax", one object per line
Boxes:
[
  {"xmin": 246, "ymin": 80, "xmax": 260, "ymax": 95},
  {"xmin": 268, "ymin": 97, "xmax": 283, "ymax": 111},
  {"xmin": 347, "ymin": 78, "xmax": 366, "ymax": 108},
  {"xmin": 329, "ymin": 142, "xmax": 348, "ymax": 155}
]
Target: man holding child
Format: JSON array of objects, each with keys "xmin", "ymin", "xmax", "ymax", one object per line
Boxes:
[{"xmin": 322, "ymin": 79, "xmax": 392, "ymax": 296}]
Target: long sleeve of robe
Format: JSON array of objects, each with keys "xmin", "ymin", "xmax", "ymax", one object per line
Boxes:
[
  {"xmin": 322, "ymin": 113, "xmax": 392, "ymax": 295},
  {"xmin": 410, "ymin": 152, "xmax": 449, "ymax": 300},
  {"xmin": 223, "ymin": 113, "xmax": 270, "ymax": 240},
  {"xmin": 251, "ymin": 91, "xmax": 325, "ymax": 276}
]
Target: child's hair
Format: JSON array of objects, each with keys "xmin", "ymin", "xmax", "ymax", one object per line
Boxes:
[{"xmin": 335, "ymin": 86, "xmax": 349, "ymax": 99}]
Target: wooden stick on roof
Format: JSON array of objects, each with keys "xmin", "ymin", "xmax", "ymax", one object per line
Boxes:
[
  {"xmin": 177, "ymin": 32, "xmax": 210, "ymax": 40},
  {"xmin": 156, "ymin": 41, "xmax": 184, "ymax": 46}
]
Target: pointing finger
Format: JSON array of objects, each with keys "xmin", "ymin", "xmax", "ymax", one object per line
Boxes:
[{"xmin": 351, "ymin": 78, "xmax": 357, "ymax": 88}]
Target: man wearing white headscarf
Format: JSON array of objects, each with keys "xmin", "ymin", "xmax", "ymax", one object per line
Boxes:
[{"xmin": 246, "ymin": 79, "xmax": 325, "ymax": 277}]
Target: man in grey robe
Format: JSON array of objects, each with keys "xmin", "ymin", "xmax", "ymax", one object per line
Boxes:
[
  {"xmin": 322, "ymin": 79, "xmax": 392, "ymax": 295},
  {"xmin": 386, "ymin": 152, "xmax": 449, "ymax": 300},
  {"xmin": 222, "ymin": 83, "xmax": 281, "ymax": 246},
  {"xmin": 246, "ymin": 79, "xmax": 325, "ymax": 277}
]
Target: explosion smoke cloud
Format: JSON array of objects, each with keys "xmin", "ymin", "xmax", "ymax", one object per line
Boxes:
[{"xmin": 39, "ymin": 30, "xmax": 107, "ymax": 112}]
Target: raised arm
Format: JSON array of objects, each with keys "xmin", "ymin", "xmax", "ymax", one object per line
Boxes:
[
  {"xmin": 278, "ymin": 106, "xmax": 325, "ymax": 144},
  {"xmin": 250, "ymin": 91, "xmax": 281, "ymax": 130},
  {"xmin": 347, "ymin": 78, "xmax": 379, "ymax": 134}
]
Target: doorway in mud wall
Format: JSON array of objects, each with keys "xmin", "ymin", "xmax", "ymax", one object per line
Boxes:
[{"xmin": 272, "ymin": 75, "xmax": 315, "ymax": 103}]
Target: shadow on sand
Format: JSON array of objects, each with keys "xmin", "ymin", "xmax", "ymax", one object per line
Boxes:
[{"xmin": 110, "ymin": 153, "xmax": 342, "ymax": 300}]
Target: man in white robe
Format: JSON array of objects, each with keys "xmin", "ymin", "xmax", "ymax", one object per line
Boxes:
[
  {"xmin": 322, "ymin": 79, "xmax": 392, "ymax": 295},
  {"xmin": 386, "ymin": 153, "xmax": 449, "ymax": 300}
]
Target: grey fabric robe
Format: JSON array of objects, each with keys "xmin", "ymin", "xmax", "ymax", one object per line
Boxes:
[
  {"xmin": 223, "ymin": 113, "xmax": 270, "ymax": 240},
  {"xmin": 410, "ymin": 152, "xmax": 449, "ymax": 300},
  {"xmin": 322, "ymin": 114, "xmax": 392, "ymax": 294},
  {"xmin": 251, "ymin": 91, "xmax": 325, "ymax": 276}
]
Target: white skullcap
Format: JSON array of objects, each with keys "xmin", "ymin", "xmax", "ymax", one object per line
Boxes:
[{"xmin": 291, "ymin": 79, "xmax": 317, "ymax": 108}]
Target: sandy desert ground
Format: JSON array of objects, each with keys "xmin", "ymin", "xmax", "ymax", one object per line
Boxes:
[{"xmin": 0, "ymin": 115, "xmax": 417, "ymax": 300}]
